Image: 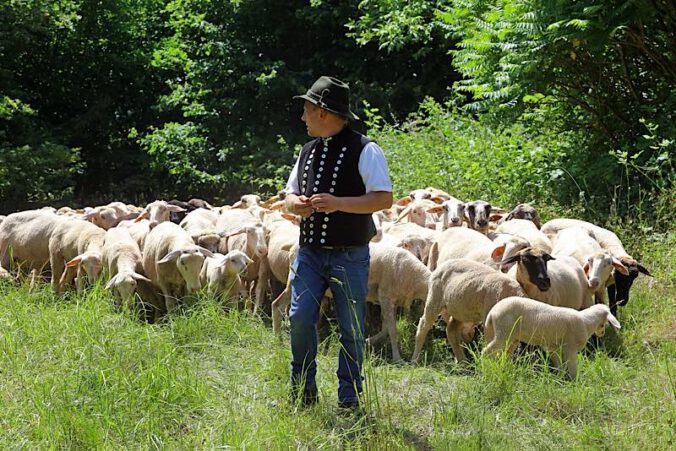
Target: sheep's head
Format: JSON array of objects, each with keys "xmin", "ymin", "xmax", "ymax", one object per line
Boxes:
[
  {"xmin": 66, "ymin": 251, "xmax": 104, "ymax": 283},
  {"xmin": 584, "ymin": 251, "xmax": 629, "ymax": 290},
  {"xmin": 427, "ymin": 200, "xmax": 465, "ymax": 229},
  {"xmin": 219, "ymin": 250, "xmax": 253, "ymax": 276},
  {"xmin": 501, "ymin": 247, "xmax": 554, "ymax": 291},
  {"xmin": 233, "ymin": 194, "xmax": 262, "ymax": 209},
  {"xmin": 505, "ymin": 203, "xmax": 541, "ymax": 229},
  {"xmin": 105, "ymin": 271, "xmax": 152, "ymax": 301},
  {"xmin": 591, "ymin": 304, "xmax": 621, "ymax": 337},
  {"xmin": 610, "ymin": 256, "xmax": 651, "ymax": 308},
  {"xmin": 464, "ymin": 200, "xmax": 492, "ymax": 233},
  {"xmin": 158, "ymin": 247, "xmax": 213, "ymax": 293},
  {"xmin": 136, "ymin": 201, "xmax": 185, "ymax": 229}
]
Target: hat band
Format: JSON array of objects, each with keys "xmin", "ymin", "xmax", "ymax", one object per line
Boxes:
[{"xmin": 305, "ymin": 90, "xmax": 349, "ymax": 113}]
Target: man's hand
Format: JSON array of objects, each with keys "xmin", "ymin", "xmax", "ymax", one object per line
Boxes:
[
  {"xmin": 287, "ymin": 194, "xmax": 314, "ymax": 218},
  {"xmin": 310, "ymin": 193, "xmax": 343, "ymax": 214}
]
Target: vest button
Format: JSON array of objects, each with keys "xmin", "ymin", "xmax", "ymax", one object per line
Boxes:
[{"xmin": 320, "ymin": 239, "xmax": 326, "ymax": 244}]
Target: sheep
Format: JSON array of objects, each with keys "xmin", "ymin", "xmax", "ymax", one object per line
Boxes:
[
  {"xmin": 426, "ymin": 227, "xmax": 529, "ymax": 272},
  {"xmin": 48, "ymin": 218, "xmax": 107, "ymax": 293},
  {"xmin": 394, "ymin": 198, "xmax": 439, "ymax": 229},
  {"xmin": 408, "ymin": 187, "xmax": 450, "ymax": 203},
  {"xmin": 0, "ymin": 215, "xmax": 5, "ymax": 226},
  {"xmin": 464, "ymin": 200, "xmax": 497, "ymax": 235},
  {"xmin": 101, "ymin": 227, "xmax": 151, "ymax": 310},
  {"xmin": 495, "ymin": 219, "xmax": 553, "ymax": 253},
  {"xmin": 552, "ymin": 227, "xmax": 630, "ymax": 305},
  {"xmin": 135, "ymin": 200, "xmax": 185, "ymax": 229},
  {"xmin": 200, "ymin": 250, "xmax": 252, "ymax": 301},
  {"xmin": 542, "ymin": 218, "xmax": 651, "ymax": 315},
  {"xmin": 365, "ymin": 243, "xmax": 431, "ymax": 362},
  {"xmin": 381, "ymin": 221, "xmax": 438, "ymax": 263},
  {"xmin": 426, "ymin": 198, "xmax": 466, "ymax": 231},
  {"xmin": 411, "ymin": 258, "xmax": 525, "ymax": 363},
  {"xmin": 502, "ymin": 203, "xmax": 541, "ymax": 229},
  {"xmin": 167, "ymin": 198, "xmax": 213, "ymax": 224},
  {"xmin": 483, "ymin": 296, "xmax": 621, "ymax": 379},
  {"xmin": 0, "ymin": 210, "xmax": 71, "ymax": 286},
  {"xmin": 232, "ymin": 194, "xmax": 262, "ymax": 209},
  {"xmin": 142, "ymin": 221, "xmax": 213, "ymax": 320},
  {"xmin": 216, "ymin": 209, "xmax": 269, "ymax": 313},
  {"xmin": 504, "ymin": 247, "xmax": 593, "ymax": 310},
  {"xmin": 117, "ymin": 218, "xmax": 151, "ymax": 251},
  {"xmin": 180, "ymin": 208, "xmax": 221, "ymax": 252},
  {"xmin": 82, "ymin": 202, "xmax": 139, "ymax": 230}
]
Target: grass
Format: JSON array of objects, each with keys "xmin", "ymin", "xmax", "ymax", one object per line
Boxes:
[{"xmin": 0, "ymin": 233, "xmax": 674, "ymax": 449}]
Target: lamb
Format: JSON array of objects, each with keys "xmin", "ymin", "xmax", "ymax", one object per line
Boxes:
[
  {"xmin": 503, "ymin": 247, "xmax": 593, "ymax": 310},
  {"xmin": 365, "ymin": 243, "xmax": 431, "ymax": 361},
  {"xmin": 200, "ymin": 250, "xmax": 252, "ymax": 301},
  {"xmin": 426, "ymin": 227, "xmax": 529, "ymax": 272},
  {"xmin": 0, "ymin": 210, "xmax": 64, "ymax": 278},
  {"xmin": 394, "ymin": 198, "xmax": 439, "ymax": 229},
  {"xmin": 552, "ymin": 227, "xmax": 630, "ymax": 305},
  {"xmin": 48, "ymin": 218, "xmax": 107, "ymax": 293},
  {"xmin": 101, "ymin": 227, "xmax": 151, "ymax": 310},
  {"xmin": 216, "ymin": 209, "xmax": 269, "ymax": 313},
  {"xmin": 135, "ymin": 200, "xmax": 185, "ymax": 229},
  {"xmin": 117, "ymin": 218, "xmax": 152, "ymax": 251},
  {"xmin": 411, "ymin": 258, "xmax": 525, "ymax": 363},
  {"xmin": 83, "ymin": 202, "xmax": 139, "ymax": 230},
  {"xmin": 142, "ymin": 221, "xmax": 213, "ymax": 320},
  {"xmin": 495, "ymin": 219, "xmax": 553, "ymax": 253},
  {"xmin": 483, "ymin": 296, "xmax": 621, "ymax": 379},
  {"xmin": 542, "ymin": 218, "xmax": 651, "ymax": 315}
]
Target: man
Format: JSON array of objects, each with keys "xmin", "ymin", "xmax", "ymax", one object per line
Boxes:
[{"xmin": 284, "ymin": 76, "xmax": 393, "ymax": 409}]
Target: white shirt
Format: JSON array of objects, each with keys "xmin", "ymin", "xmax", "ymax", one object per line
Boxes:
[{"xmin": 284, "ymin": 142, "xmax": 392, "ymax": 195}]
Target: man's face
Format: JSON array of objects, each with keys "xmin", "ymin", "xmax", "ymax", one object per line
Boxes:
[{"xmin": 301, "ymin": 101, "xmax": 323, "ymax": 137}]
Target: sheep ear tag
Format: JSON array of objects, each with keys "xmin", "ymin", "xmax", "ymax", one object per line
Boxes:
[{"xmin": 66, "ymin": 256, "xmax": 82, "ymax": 268}]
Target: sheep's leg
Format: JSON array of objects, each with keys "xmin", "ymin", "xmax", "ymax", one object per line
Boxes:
[
  {"xmin": 563, "ymin": 347, "xmax": 579, "ymax": 380},
  {"xmin": 445, "ymin": 318, "xmax": 467, "ymax": 363},
  {"xmin": 50, "ymin": 254, "xmax": 66, "ymax": 294},
  {"xmin": 28, "ymin": 269, "xmax": 39, "ymax": 290},
  {"xmin": 411, "ymin": 304, "xmax": 439, "ymax": 363},
  {"xmin": 380, "ymin": 299, "xmax": 402, "ymax": 362},
  {"xmin": 366, "ymin": 327, "xmax": 388, "ymax": 346},
  {"xmin": 75, "ymin": 266, "xmax": 86, "ymax": 293},
  {"xmin": 549, "ymin": 350, "xmax": 561, "ymax": 373},
  {"xmin": 271, "ymin": 286, "xmax": 291, "ymax": 335}
]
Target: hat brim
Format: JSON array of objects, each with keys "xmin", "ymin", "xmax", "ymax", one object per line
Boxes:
[{"xmin": 293, "ymin": 94, "xmax": 359, "ymax": 121}]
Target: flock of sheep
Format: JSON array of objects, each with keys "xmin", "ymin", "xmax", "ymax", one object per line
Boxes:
[{"xmin": 0, "ymin": 187, "xmax": 651, "ymax": 378}]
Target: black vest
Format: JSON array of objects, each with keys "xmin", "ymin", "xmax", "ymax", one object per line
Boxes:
[{"xmin": 297, "ymin": 127, "xmax": 376, "ymax": 247}]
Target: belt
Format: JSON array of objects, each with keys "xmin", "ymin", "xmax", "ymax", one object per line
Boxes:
[{"xmin": 319, "ymin": 245, "xmax": 360, "ymax": 251}]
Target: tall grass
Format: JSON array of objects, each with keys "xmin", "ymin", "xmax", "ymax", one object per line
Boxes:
[{"xmin": 0, "ymin": 232, "xmax": 673, "ymax": 448}]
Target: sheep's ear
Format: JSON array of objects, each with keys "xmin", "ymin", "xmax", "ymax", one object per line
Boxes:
[
  {"xmin": 105, "ymin": 274, "xmax": 119, "ymax": 290},
  {"xmin": 430, "ymin": 196, "xmax": 445, "ymax": 204},
  {"xmin": 197, "ymin": 247, "xmax": 214, "ymax": 258},
  {"xmin": 396, "ymin": 197, "xmax": 412, "ymax": 206},
  {"xmin": 501, "ymin": 254, "xmax": 521, "ymax": 266},
  {"xmin": 131, "ymin": 273, "xmax": 152, "ymax": 283},
  {"xmin": 611, "ymin": 258, "xmax": 630, "ymax": 276},
  {"xmin": 505, "ymin": 212, "xmax": 514, "ymax": 221},
  {"xmin": 394, "ymin": 204, "xmax": 412, "ymax": 223},
  {"xmin": 583, "ymin": 261, "xmax": 590, "ymax": 277},
  {"xmin": 426, "ymin": 205, "xmax": 444, "ymax": 214},
  {"xmin": 66, "ymin": 256, "xmax": 83, "ymax": 268},
  {"xmin": 489, "ymin": 214, "xmax": 504, "ymax": 222},
  {"xmin": 135, "ymin": 210, "xmax": 149, "ymax": 221},
  {"xmin": 607, "ymin": 312, "xmax": 621, "ymax": 330},
  {"xmin": 231, "ymin": 200, "xmax": 242, "ymax": 208},
  {"xmin": 167, "ymin": 205, "xmax": 185, "ymax": 213},
  {"xmin": 637, "ymin": 263, "xmax": 652, "ymax": 277},
  {"xmin": 490, "ymin": 244, "xmax": 505, "ymax": 262},
  {"xmin": 544, "ymin": 254, "xmax": 556, "ymax": 261},
  {"xmin": 158, "ymin": 250, "xmax": 182, "ymax": 265}
]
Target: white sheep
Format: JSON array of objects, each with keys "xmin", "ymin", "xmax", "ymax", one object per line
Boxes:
[
  {"xmin": 117, "ymin": 218, "xmax": 152, "ymax": 251},
  {"xmin": 135, "ymin": 200, "xmax": 185, "ymax": 229},
  {"xmin": 179, "ymin": 208, "xmax": 222, "ymax": 252},
  {"xmin": 552, "ymin": 227, "xmax": 630, "ymax": 304},
  {"xmin": 0, "ymin": 210, "xmax": 64, "ymax": 279},
  {"xmin": 504, "ymin": 247, "xmax": 593, "ymax": 310},
  {"xmin": 501, "ymin": 203, "xmax": 541, "ymax": 229},
  {"xmin": 102, "ymin": 227, "xmax": 151, "ymax": 310},
  {"xmin": 427, "ymin": 227, "xmax": 529, "ymax": 272},
  {"xmin": 381, "ymin": 221, "xmax": 438, "ymax": 264},
  {"xmin": 394, "ymin": 198, "xmax": 439, "ymax": 229},
  {"xmin": 48, "ymin": 217, "xmax": 107, "ymax": 293},
  {"xmin": 142, "ymin": 221, "xmax": 213, "ymax": 320},
  {"xmin": 411, "ymin": 258, "xmax": 525, "ymax": 363},
  {"xmin": 483, "ymin": 296, "xmax": 621, "ymax": 379},
  {"xmin": 232, "ymin": 194, "xmax": 262, "ymax": 209},
  {"xmin": 426, "ymin": 198, "xmax": 466, "ymax": 231},
  {"xmin": 200, "ymin": 250, "xmax": 252, "ymax": 301},
  {"xmin": 365, "ymin": 243, "xmax": 431, "ymax": 362},
  {"xmin": 216, "ymin": 208, "xmax": 269, "ymax": 313},
  {"xmin": 542, "ymin": 218, "xmax": 651, "ymax": 315},
  {"xmin": 495, "ymin": 219, "xmax": 553, "ymax": 253}
]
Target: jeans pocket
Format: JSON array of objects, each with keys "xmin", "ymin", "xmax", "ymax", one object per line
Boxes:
[{"xmin": 344, "ymin": 246, "xmax": 370, "ymax": 265}]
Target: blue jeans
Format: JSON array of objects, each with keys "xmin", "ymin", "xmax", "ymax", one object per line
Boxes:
[{"xmin": 289, "ymin": 244, "xmax": 369, "ymax": 404}]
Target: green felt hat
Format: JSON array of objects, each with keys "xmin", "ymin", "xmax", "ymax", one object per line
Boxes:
[{"xmin": 294, "ymin": 76, "xmax": 359, "ymax": 120}]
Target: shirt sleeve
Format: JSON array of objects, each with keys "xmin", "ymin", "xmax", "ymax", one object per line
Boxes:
[
  {"xmin": 283, "ymin": 155, "xmax": 301, "ymax": 195},
  {"xmin": 358, "ymin": 142, "xmax": 392, "ymax": 193}
]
